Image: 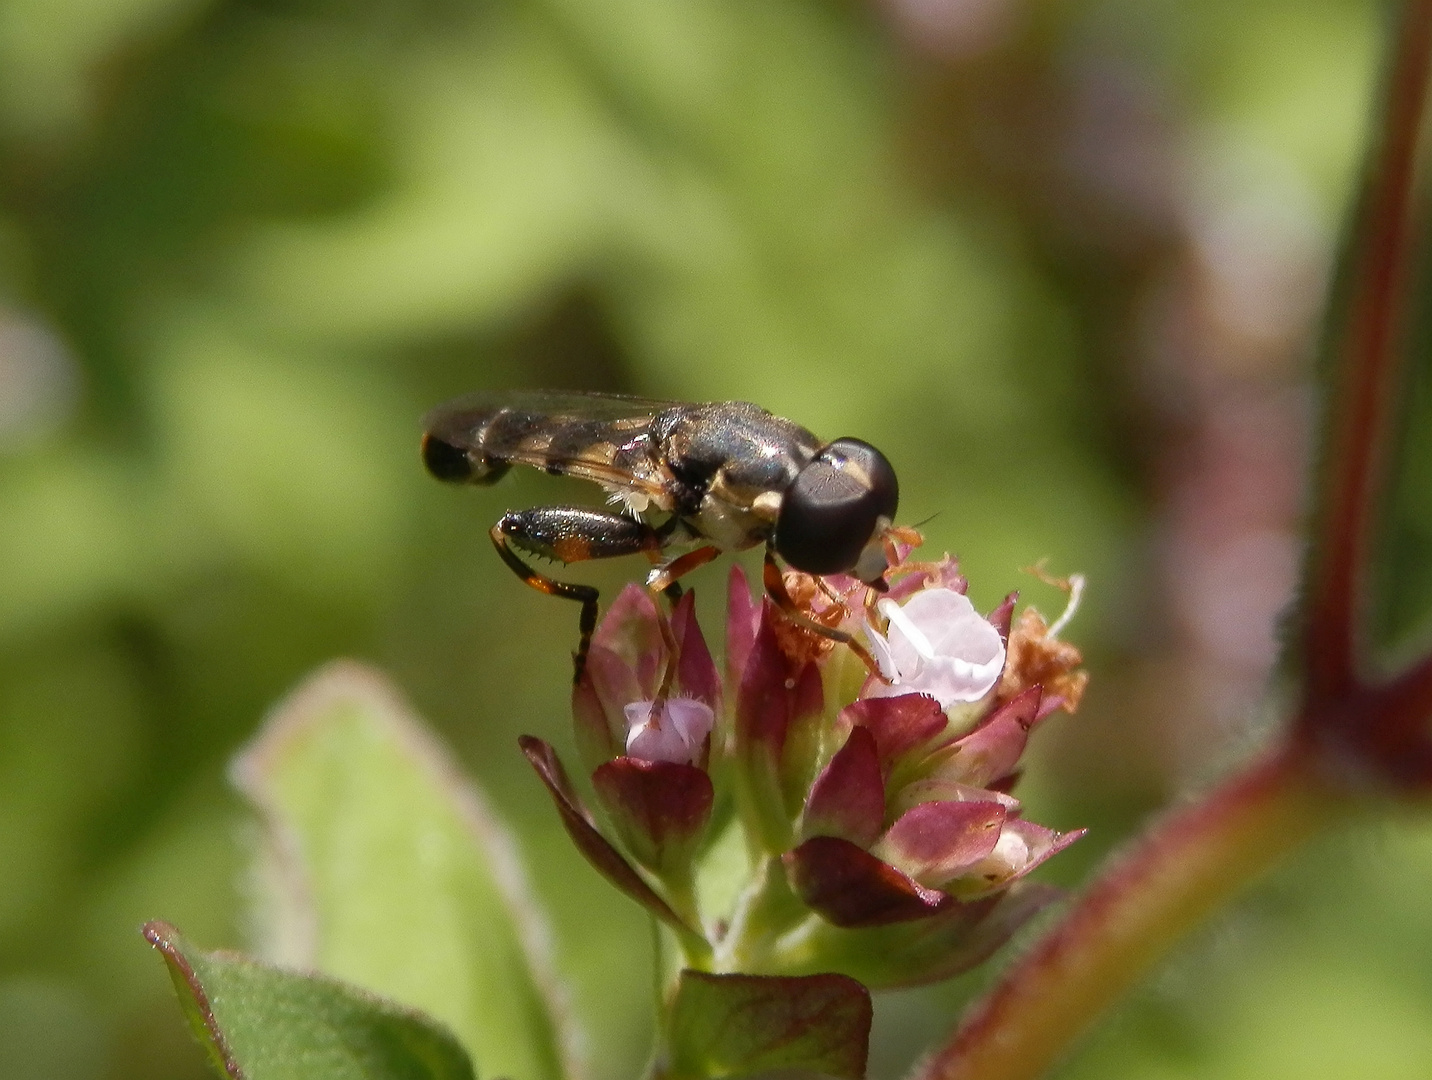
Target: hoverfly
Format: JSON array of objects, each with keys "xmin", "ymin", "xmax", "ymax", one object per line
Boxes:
[{"xmin": 421, "ymin": 390, "xmax": 900, "ymax": 682}]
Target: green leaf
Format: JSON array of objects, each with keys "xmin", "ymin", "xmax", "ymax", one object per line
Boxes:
[
  {"xmin": 231, "ymin": 662, "xmax": 579, "ymax": 1080},
  {"xmin": 667, "ymin": 970, "xmax": 871, "ymax": 1080},
  {"xmin": 143, "ymin": 920, "xmax": 476, "ymax": 1080}
]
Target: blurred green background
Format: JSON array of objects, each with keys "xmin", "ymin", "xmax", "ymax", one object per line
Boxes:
[{"xmin": 4, "ymin": 0, "xmax": 1432, "ymax": 1078}]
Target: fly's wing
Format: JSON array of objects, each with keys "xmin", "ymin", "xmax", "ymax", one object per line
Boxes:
[
  {"xmin": 424, "ymin": 390, "xmax": 684, "ymax": 425},
  {"xmin": 422, "ymin": 389, "xmax": 686, "ymax": 509}
]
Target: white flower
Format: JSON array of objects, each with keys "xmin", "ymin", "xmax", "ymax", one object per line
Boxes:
[
  {"xmin": 953, "ymin": 826, "xmax": 1033, "ymax": 893},
  {"xmin": 863, "ymin": 588, "xmax": 1006, "ymax": 709},
  {"xmin": 624, "ymin": 697, "xmax": 715, "ymax": 765}
]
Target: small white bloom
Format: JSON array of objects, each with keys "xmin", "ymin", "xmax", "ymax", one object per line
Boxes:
[
  {"xmin": 963, "ymin": 826, "xmax": 1031, "ymax": 886},
  {"xmin": 863, "ymin": 588, "xmax": 1005, "ymax": 709},
  {"xmin": 624, "ymin": 697, "xmax": 715, "ymax": 765}
]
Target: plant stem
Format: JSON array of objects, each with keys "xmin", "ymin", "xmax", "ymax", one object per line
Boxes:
[
  {"xmin": 1301, "ymin": 0, "xmax": 1432, "ymax": 702},
  {"xmin": 717, "ymin": 855, "xmax": 805, "ymax": 972},
  {"xmin": 911, "ymin": 741, "xmax": 1346, "ymax": 1080}
]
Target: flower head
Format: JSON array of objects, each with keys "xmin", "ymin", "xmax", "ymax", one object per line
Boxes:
[
  {"xmin": 520, "ymin": 537, "xmax": 1088, "ymax": 990},
  {"xmin": 784, "ymin": 685, "xmax": 1083, "ymax": 933},
  {"xmin": 570, "ymin": 587, "xmax": 720, "ymax": 774}
]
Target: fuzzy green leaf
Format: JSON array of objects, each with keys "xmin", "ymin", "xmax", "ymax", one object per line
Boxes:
[
  {"xmin": 667, "ymin": 970, "xmax": 871, "ymax": 1080},
  {"xmin": 231, "ymin": 662, "xmax": 578, "ymax": 1080},
  {"xmin": 143, "ymin": 920, "xmax": 476, "ymax": 1080}
]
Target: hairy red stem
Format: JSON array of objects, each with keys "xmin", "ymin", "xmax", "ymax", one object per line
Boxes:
[{"xmin": 912, "ymin": 743, "xmax": 1342, "ymax": 1080}]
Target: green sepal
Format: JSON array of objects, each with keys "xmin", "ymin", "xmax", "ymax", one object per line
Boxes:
[{"xmin": 666, "ymin": 970, "xmax": 871, "ymax": 1079}]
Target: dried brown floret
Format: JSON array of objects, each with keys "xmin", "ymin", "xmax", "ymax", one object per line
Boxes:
[{"xmin": 998, "ymin": 607, "xmax": 1088, "ymax": 714}]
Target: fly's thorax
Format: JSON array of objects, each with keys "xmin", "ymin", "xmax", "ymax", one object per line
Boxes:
[
  {"xmin": 660, "ymin": 401, "xmax": 820, "ymax": 549},
  {"xmin": 663, "ymin": 403, "xmax": 818, "ymax": 488},
  {"xmin": 689, "ymin": 484, "xmax": 774, "ymax": 551}
]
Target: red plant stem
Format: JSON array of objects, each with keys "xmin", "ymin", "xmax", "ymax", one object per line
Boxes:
[
  {"xmin": 1301, "ymin": 0, "xmax": 1432, "ymax": 703},
  {"xmin": 912, "ymin": 742, "xmax": 1344, "ymax": 1080}
]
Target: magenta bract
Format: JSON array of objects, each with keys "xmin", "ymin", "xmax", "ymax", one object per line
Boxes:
[
  {"xmin": 671, "ymin": 591, "xmax": 721, "ymax": 708},
  {"xmin": 592, "ymin": 757, "xmax": 713, "ymax": 879},
  {"xmin": 734, "ymin": 607, "xmax": 825, "ymax": 851},
  {"xmin": 877, "ymin": 800, "xmax": 1008, "ymax": 887},
  {"xmin": 833, "ymin": 694, "xmax": 948, "ymax": 776},
  {"xmin": 518, "ymin": 735, "xmax": 699, "ymax": 939},
  {"xmin": 803, "ymin": 725, "xmax": 886, "ymax": 847},
  {"xmin": 725, "ymin": 565, "xmax": 761, "ymax": 690},
  {"xmin": 938, "ymin": 686, "xmax": 1044, "ymax": 789},
  {"xmin": 785, "ymin": 835, "xmax": 952, "ymax": 926}
]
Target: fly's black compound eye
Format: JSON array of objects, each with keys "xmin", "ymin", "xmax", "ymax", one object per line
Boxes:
[{"xmin": 774, "ymin": 438, "xmax": 898, "ymax": 576}]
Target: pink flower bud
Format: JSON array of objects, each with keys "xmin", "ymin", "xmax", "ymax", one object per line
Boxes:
[{"xmin": 624, "ymin": 698, "xmax": 715, "ymax": 766}]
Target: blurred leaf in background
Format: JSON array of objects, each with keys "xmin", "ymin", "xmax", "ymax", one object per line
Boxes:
[
  {"xmin": 4, "ymin": 1, "xmax": 1431, "ymax": 1080},
  {"xmin": 230, "ymin": 661, "xmax": 579, "ymax": 1080}
]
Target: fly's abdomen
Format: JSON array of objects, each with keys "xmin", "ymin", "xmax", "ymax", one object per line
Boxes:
[
  {"xmin": 421, "ymin": 432, "xmax": 510, "ymax": 485},
  {"xmin": 422, "ymin": 400, "xmax": 542, "ymax": 484}
]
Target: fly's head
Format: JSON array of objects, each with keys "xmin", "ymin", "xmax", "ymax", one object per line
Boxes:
[{"xmin": 773, "ymin": 437, "xmax": 899, "ymax": 588}]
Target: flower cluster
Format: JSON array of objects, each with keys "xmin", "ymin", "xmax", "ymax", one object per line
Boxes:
[{"xmin": 520, "ymin": 544, "xmax": 1087, "ymax": 988}]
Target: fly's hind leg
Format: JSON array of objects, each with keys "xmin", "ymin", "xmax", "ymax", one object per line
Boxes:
[{"xmin": 491, "ymin": 506, "xmax": 665, "ymax": 683}]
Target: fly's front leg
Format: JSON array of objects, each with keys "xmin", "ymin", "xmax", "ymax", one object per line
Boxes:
[
  {"xmin": 491, "ymin": 506, "xmax": 664, "ymax": 683},
  {"xmin": 763, "ymin": 548, "xmax": 888, "ymax": 682},
  {"xmin": 642, "ymin": 528, "xmax": 691, "ymax": 605},
  {"xmin": 645, "ymin": 545, "xmax": 722, "ymax": 596}
]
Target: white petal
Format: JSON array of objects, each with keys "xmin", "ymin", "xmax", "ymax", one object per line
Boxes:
[
  {"xmin": 878, "ymin": 597, "xmax": 937, "ymax": 661},
  {"xmin": 665, "ymin": 697, "xmax": 715, "ymax": 754},
  {"xmin": 861, "ymin": 621, "xmax": 899, "ymax": 681},
  {"xmin": 869, "ymin": 588, "xmax": 1006, "ymax": 709},
  {"xmin": 623, "ymin": 699, "xmax": 713, "ymax": 764},
  {"xmin": 624, "ymin": 701, "xmax": 694, "ymax": 764}
]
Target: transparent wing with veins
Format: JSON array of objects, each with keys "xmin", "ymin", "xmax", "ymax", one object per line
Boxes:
[{"xmin": 422, "ymin": 390, "xmax": 686, "ymax": 513}]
